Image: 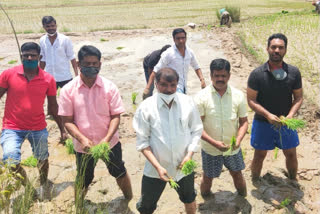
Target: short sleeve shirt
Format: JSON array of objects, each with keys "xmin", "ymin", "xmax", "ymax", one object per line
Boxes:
[
  {"xmin": 247, "ymin": 62, "xmax": 302, "ymax": 122},
  {"xmin": 143, "ymin": 49, "xmax": 162, "ymax": 70},
  {"xmin": 194, "ymin": 85, "xmax": 247, "ymax": 156},
  {"xmin": 58, "ymin": 75, "xmax": 125, "ymax": 153},
  {"xmin": 0, "ymin": 65, "xmax": 56, "ymax": 130}
]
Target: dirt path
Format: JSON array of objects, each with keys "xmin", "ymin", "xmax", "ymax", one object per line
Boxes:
[{"xmin": 0, "ymin": 28, "xmax": 319, "ymax": 213}]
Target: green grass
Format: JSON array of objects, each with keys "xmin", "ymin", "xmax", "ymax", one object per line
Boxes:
[
  {"xmin": 21, "ymin": 155, "xmax": 38, "ymax": 167},
  {"xmin": 131, "ymin": 92, "xmax": 138, "ymax": 104},
  {"xmin": 181, "ymin": 160, "xmax": 197, "ymax": 176},
  {"xmin": 23, "ymin": 30, "xmax": 33, "ymax": 34},
  {"xmin": 8, "ymin": 59, "xmax": 17, "ymax": 64},
  {"xmin": 100, "ymin": 38, "xmax": 109, "ymax": 42},
  {"xmin": 280, "ymin": 197, "xmax": 292, "ymax": 208},
  {"xmin": 116, "ymin": 46, "xmax": 125, "ymax": 50}
]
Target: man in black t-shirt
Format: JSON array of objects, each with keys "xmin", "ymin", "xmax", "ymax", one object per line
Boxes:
[
  {"xmin": 142, "ymin": 45, "xmax": 171, "ymax": 99},
  {"xmin": 247, "ymin": 33, "xmax": 303, "ymax": 181}
]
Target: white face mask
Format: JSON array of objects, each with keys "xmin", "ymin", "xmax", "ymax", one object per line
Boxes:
[
  {"xmin": 158, "ymin": 93, "xmax": 176, "ymax": 105},
  {"xmin": 47, "ymin": 32, "xmax": 57, "ymax": 37}
]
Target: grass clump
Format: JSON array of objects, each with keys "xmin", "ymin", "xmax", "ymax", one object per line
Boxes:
[
  {"xmin": 280, "ymin": 197, "xmax": 291, "ymax": 208},
  {"xmin": 8, "ymin": 60, "xmax": 17, "ymax": 64},
  {"xmin": 131, "ymin": 92, "xmax": 138, "ymax": 104},
  {"xmin": 65, "ymin": 138, "xmax": 75, "ymax": 155},
  {"xmin": 280, "ymin": 116, "xmax": 306, "ymax": 131},
  {"xmin": 100, "ymin": 38, "xmax": 109, "ymax": 42},
  {"xmin": 21, "ymin": 155, "xmax": 37, "ymax": 167},
  {"xmin": 116, "ymin": 46, "xmax": 124, "ymax": 50},
  {"xmin": 169, "ymin": 178, "xmax": 179, "ymax": 190},
  {"xmin": 223, "ymin": 136, "xmax": 236, "ymax": 156},
  {"xmin": 89, "ymin": 142, "xmax": 111, "ymax": 163},
  {"xmin": 181, "ymin": 160, "xmax": 197, "ymax": 176},
  {"xmin": 216, "ymin": 6, "xmax": 241, "ymax": 22}
]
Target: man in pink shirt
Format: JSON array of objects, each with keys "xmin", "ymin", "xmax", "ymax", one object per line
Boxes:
[
  {"xmin": 0, "ymin": 42, "xmax": 63, "ymax": 200},
  {"xmin": 59, "ymin": 45, "xmax": 133, "ymax": 205}
]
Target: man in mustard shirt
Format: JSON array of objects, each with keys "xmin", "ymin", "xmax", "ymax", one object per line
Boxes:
[{"xmin": 195, "ymin": 58, "xmax": 248, "ymax": 197}]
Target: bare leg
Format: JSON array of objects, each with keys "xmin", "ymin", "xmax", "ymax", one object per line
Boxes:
[
  {"xmin": 283, "ymin": 148, "xmax": 298, "ymax": 180},
  {"xmin": 116, "ymin": 173, "xmax": 133, "ymax": 200},
  {"xmin": 200, "ymin": 172, "xmax": 213, "ymax": 196},
  {"xmin": 184, "ymin": 201, "xmax": 196, "ymax": 214},
  {"xmin": 251, "ymin": 149, "xmax": 268, "ymax": 181},
  {"xmin": 229, "ymin": 170, "xmax": 247, "ymax": 196}
]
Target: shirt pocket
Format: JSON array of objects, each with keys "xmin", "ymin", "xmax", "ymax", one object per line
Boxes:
[{"xmin": 95, "ymin": 96, "xmax": 110, "ymax": 116}]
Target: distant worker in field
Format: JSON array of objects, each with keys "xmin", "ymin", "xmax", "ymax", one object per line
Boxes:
[
  {"xmin": 142, "ymin": 28, "xmax": 206, "ymax": 99},
  {"xmin": 312, "ymin": 0, "xmax": 320, "ymax": 13},
  {"xmin": 58, "ymin": 45, "xmax": 133, "ymax": 205},
  {"xmin": 195, "ymin": 58, "xmax": 248, "ymax": 197},
  {"xmin": 142, "ymin": 44, "xmax": 171, "ymax": 98},
  {"xmin": 0, "ymin": 42, "xmax": 62, "ymax": 200},
  {"xmin": 134, "ymin": 68, "xmax": 203, "ymax": 214},
  {"xmin": 219, "ymin": 8, "xmax": 232, "ymax": 28},
  {"xmin": 40, "ymin": 16, "xmax": 77, "ymax": 141},
  {"xmin": 247, "ymin": 33, "xmax": 303, "ymax": 182}
]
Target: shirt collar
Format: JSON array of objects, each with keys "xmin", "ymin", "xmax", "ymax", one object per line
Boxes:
[
  {"xmin": 17, "ymin": 65, "xmax": 45, "ymax": 80},
  {"xmin": 77, "ymin": 75, "xmax": 103, "ymax": 89},
  {"xmin": 45, "ymin": 32, "xmax": 59, "ymax": 41},
  {"xmin": 263, "ymin": 61, "xmax": 288, "ymax": 72},
  {"xmin": 210, "ymin": 84, "xmax": 231, "ymax": 95}
]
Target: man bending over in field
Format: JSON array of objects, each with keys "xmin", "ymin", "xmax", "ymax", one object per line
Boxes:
[
  {"xmin": 0, "ymin": 42, "xmax": 61, "ymax": 200},
  {"xmin": 247, "ymin": 33, "xmax": 303, "ymax": 182},
  {"xmin": 58, "ymin": 45, "xmax": 133, "ymax": 206}
]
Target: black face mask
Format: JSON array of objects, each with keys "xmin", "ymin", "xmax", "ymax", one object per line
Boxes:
[{"xmin": 80, "ymin": 66, "xmax": 100, "ymax": 78}]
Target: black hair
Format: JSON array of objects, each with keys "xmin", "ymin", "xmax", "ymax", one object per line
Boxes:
[
  {"xmin": 172, "ymin": 28, "xmax": 187, "ymax": 38},
  {"xmin": 42, "ymin": 16, "xmax": 56, "ymax": 25},
  {"xmin": 155, "ymin": 68, "xmax": 179, "ymax": 83},
  {"xmin": 78, "ymin": 45, "xmax": 101, "ymax": 63},
  {"xmin": 267, "ymin": 33, "xmax": 287, "ymax": 48},
  {"xmin": 210, "ymin": 58, "xmax": 231, "ymax": 76},
  {"xmin": 160, "ymin": 45, "xmax": 171, "ymax": 54},
  {"xmin": 21, "ymin": 42, "xmax": 41, "ymax": 55}
]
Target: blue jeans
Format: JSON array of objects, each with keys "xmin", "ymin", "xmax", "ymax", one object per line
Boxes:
[{"xmin": 0, "ymin": 128, "xmax": 49, "ymax": 164}]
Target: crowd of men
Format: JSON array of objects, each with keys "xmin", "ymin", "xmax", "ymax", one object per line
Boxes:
[{"xmin": 0, "ymin": 15, "xmax": 303, "ymax": 214}]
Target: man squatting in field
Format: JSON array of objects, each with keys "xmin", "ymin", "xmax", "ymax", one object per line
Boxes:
[
  {"xmin": 133, "ymin": 68, "xmax": 203, "ymax": 214},
  {"xmin": 194, "ymin": 58, "xmax": 248, "ymax": 197},
  {"xmin": 0, "ymin": 42, "xmax": 62, "ymax": 200},
  {"xmin": 59, "ymin": 45, "xmax": 133, "ymax": 202},
  {"xmin": 247, "ymin": 33, "xmax": 303, "ymax": 181},
  {"xmin": 143, "ymin": 28, "xmax": 206, "ymax": 99},
  {"xmin": 39, "ymin": 15, "xmax": 78, "ymax": 142}
]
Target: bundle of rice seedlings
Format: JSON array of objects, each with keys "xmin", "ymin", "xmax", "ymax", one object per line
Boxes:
[
  {"xmin": 65, "ymin": 138, "xmax": 75, "ymax": 155},
  {"xmin": 280, "ymin": 116, "xmax": 306, "ymax": 131},
  {"xmin": 131, "ymin": 92, "xmax": 138, "ymax": 104},
  {"xmin": 21, "ymin": 155, "xmax": 37, "ymax": 167},
  {"xmin": 223, "ymin": 136, "xmax": 236, "ymax": 156},
  {"xmin": 169, "ymin": 178, "xmax": 179, "ymax": 190},
  {"xmin": 89, "ymin": 142, "xmax": 111, "ymax": 163},
  {"xmin": 181, "ymin": 160, "xmax": 197, "ymax": 176}
]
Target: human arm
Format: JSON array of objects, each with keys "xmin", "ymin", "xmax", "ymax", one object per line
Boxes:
[
  {"xmin": 286, "ymin": 88, "xmax": 303, "ymax": 118},
  {"xmin": 61, "ymin": 115, "xmax": 94, "ymax": 151},
  {"xmin": 233, "ymin": 117, "xmax": 248, "ymax": 150},
  {"xmin": 0, "ymin": 87, "xmax": 7, "ymax": 99},
  {"xmin": 47, "ymin": 96, "xmax": 68, "ymax": 140},
  {"xmin": 195, "ymin": 68, "xmax": 206, "ymax": 89},
  {"xmin": 143, "ymin": 71, "xmax": 155, "ymax": 100},
  {"xmin": 71, "ymin": 58, "xmax": 78, "ymax": 76},
  {"xmin": 102, "ymin": 114, "xmax": 120, "ymax": 143},
  {"xmin": 247, "ymin": 87, "xmax": 281, "ymax": 125}
]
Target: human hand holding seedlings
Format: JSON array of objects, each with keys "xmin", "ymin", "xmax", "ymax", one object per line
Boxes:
[
  {"xmin": 216, "ymin": 141, "xmax": 229, "ymax": 152},
  {"xmin": 80, "ymin": 137, "xmax": 94, "ymax": 152},
  {"xmin": 156, "ymin": 165, "xmax": 169, "ymax": 182},
  {"xmin": 178, "ymin": 152, "xmax": 193, "ymax": 169},
  {"xmin": 266, "ymin": 113, "xmax": 281, "ymax": 127}
]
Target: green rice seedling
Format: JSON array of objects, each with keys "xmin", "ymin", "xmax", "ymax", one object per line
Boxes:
[
  {"xmin": 274, "ymin": 147, "xmax": 279, "ymax": 159},
  {"xmin": 131, "ymin": 92, "xmax": 138, "ymax": 104},
  {"xmin": 8, "ymin": 59, "xmax": 17, "ymax": 64},
  {"xmin": 100, "ymin": 38, "xmax": 108, "ymax": 42},
  {"xmin": 89, "ymin": 142, "xmax": 111, "ymax": 163},
  {"xmin": 223, "ymin": 136, "xmax": 236, "ymax": 156},
  {"xmin": 21, "ymin": 155, "xmax": 37, "ymax": 167},
  {"xmin": 116, "ymin": 46, "xmax": 124, "ymax": 50},
  {"xmin": 169, "ymin": 178, "xmax": 179, "ymax": 190},
  {"xmin": 280, "ymin": 197, "xmax": 291, "ymax": 208},
  {"xmin": 280, "ymin": 116, "xmax": 306, "ymax": 131},
  {"xmin": 181, "ymin": 160, "xmax": 197, "ymax": 176},
  {"xmin": 65, "ymin": 138, "xmax": 75, "ymax": 155}
]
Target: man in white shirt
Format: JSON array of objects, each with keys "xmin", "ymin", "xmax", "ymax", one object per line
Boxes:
[
  {"xmin": 142, "ymin": 28, "xmax": 206, "ymax": 99},
  {"xmin": 133, "ymin": 68, "xmax": 203, "ymax": 214},
  {"xmin": 40, "ymin": 16, "xmax": 78, "ymax": 89}
]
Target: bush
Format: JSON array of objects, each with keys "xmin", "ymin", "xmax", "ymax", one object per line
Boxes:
[{"xmin": 216, "ymin": 6, "xmax": 241, "ymax": 23}]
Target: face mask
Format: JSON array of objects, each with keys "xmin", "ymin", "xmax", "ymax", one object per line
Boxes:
[
  {"xmin": 47, "ymin": 32, "xmax": 57, "ymax": 37},
  {"xmin": 80, "ymin": 66, "xmax": 100, "ymax": 78},
  {"xmin": 159, "ymin": 93, "xmax": 176, "ymax": 105},
  {"xmin": 22, "ymin": 60, "xmax": 38, "ymax": 69},
  {"xmin": 272, "ymin": 68, "xmax": 287, "ymax": 80}
]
